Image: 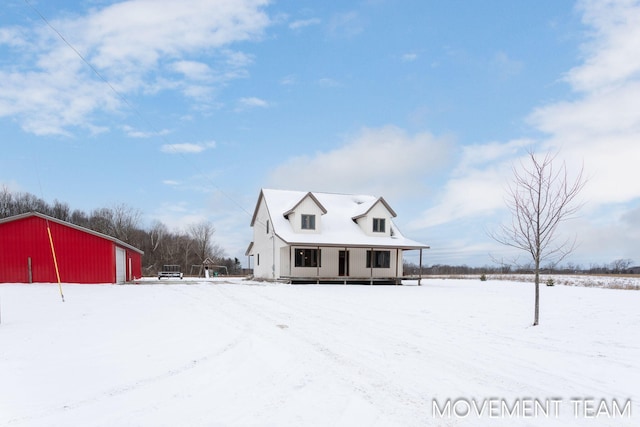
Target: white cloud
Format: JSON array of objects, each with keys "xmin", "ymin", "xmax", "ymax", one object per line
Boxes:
[
  {"xmin": 328, "ymin": 11, "xmax": 364, "ymax": 38},
  {"xmin": 267, "ymin": 125, "xmax": 452, "ymax": 198},
  {"xmin": 417, "ymin": 0, "xmax": 640, "ymax": 224},
  {"xmin": 280, "ymin": 74, "xmax": 297, "ymax": 85},
  {"xmin": 402, "ymin": 53, "xmax": 418, "ymax": 62},
  {"xmin": 289, "ymin": 18, "xmax": 321, "ymax": 30},
  {"xmin": 171, "ymin": 61, "xmax": 213, "ymax": 81},
  {"xmin": 407, "ymin": 138, "xmax": 536, "ymax": 229},
  {"xmin": 560, "ymin": 205, "xmax": 640, "ymax": 266},
  {"xmin": 453, "ymin": 139, "xmax": 533, "ymax": 174},
  {"xmin": 236, "ymin": 96, "xmax": 269, "ymax": 110},
  {"xmin": 0, "ymin": 27, "xmax": 27, "ymax": 48},
  {"xmin": 82, "ymin": 1, "xmax": 268, "ymax": 71},
  {"xmin": 0, "ymin": 180, "xmax": 22, "ymax": 193},
  {"xmin": 153, "ymin": 205, "xmax": 209, "ymax": 233},
  {"xmin": 410, "ymin": 164, "xmax": 510, "ymax": 230},
  {"xmin": 0, "ymin": 0, "xmax": 270, "ymax": 135},
  {"xmin": 490, "ymin": 51, "xmax": 524, "ymax": 79},
  {"xmin": 317, "ymin": 77, "xmax": 341, "ymax": 87},
  {"xmin": 409, "ymin": 0, "xmax": 640, "ymax": 266},
  {"xmin": 223, "ymin": 50, "xmax": 254, "ymax": 69},
  {"xmin": 161, "ymin": 141, "xmax": 216, "ymax": 154},
  {"xmin": 529, "ymin": 0, "xmax": 640, "ymax": 206},
  {"xmin": 122, "ymin": 126, "xmax": 171, "ymax": 138},
  {"xmin": 566, "ymin": 0, "xmax": 640, "ymax": 92}
]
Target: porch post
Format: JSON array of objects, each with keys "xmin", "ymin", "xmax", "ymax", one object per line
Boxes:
[
  {"xmin": 418, "ymin": 248, "xmax": 423, "ymax": 286},
  {"xmin": 370, "ymin": 247, "xmax": 374, "ymax": 285},
  {"xmin": 395, "ymin": 248, "xmax": 400, "ymax": 285},
  {"xmin": 317, "ymin": 245, "xmax": 320, "ymax": 284},
  {"xmin": 344, "ymin": 247, "xmax": 347, "ymax": 285}
]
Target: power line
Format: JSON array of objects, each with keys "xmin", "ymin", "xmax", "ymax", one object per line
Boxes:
[{"xmin": 23, "ymin": 0, "xmax": 257, "ymax": 223}]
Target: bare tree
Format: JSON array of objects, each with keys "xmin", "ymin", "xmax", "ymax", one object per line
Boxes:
[
  {"xmin": 51, "ymin": 199, "xmax": 71, "ymax": 221},
  {"xmin": 209, "ymin": 242, "xmax": 227, "ymax": 262},
  {"xmin": 491, "ymin": 150, "xmax": 586, "ymax": 326},
  {"xmin": 0, "ymin": 185, "xmax": 12, "ymax": 218},
  {"xmin": 610, "ymin": 258, "xmax": 633, "ymax": 274},
  {"xmin": 12, "ymin": 192, "xmax": 47, "ymax": 214},
  {"xmin": 111, "ymin": 203, "xmax": 142, "ymax": 242},
  {"xmin": 148, "ymin": 220, "xmax": 168, "ymax": 253},
  {"xmin": 89, "ymin": 207, "xmax": 115, "ymax": 236},
  {"xmin": 188, "ymin": 220, "xmax": 216, "ymax": 263}
]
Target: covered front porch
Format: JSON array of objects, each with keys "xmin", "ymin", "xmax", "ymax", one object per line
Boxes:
[{"xmin": 279, "ymin": 244, "xmax": 427, "ymax": 285}]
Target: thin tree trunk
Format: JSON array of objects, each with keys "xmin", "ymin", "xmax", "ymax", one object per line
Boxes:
[{"xmin": 533, "ymin": 261, "xmax": 540, "ymax": 326}]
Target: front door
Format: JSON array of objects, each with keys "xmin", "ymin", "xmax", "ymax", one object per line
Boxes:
[{"xmin": 338, "ymin": 250, "xmax": 349, "ymax": 276}]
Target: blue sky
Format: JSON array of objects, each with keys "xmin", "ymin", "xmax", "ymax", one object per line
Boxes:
[{"xmin": 1, "ymin": 0, "xmax": 639, "ymax": 268}]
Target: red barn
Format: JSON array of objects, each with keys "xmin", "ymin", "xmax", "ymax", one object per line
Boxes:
[{"xmin": 0, "ymin": 212, "xmax": 143, "ymax": 284}]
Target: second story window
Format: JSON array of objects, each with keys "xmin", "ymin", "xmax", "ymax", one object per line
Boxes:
[
  {"xmin": 301, "ymin": 214, "xmax": 316, "ymax": 230},
  {"xmin": 266, "ymin": 220, "xmax": 270, "ymax": 234},
  {"xmin": 373, "ymin": 218, "xmax": 386, "ymax": 233}
]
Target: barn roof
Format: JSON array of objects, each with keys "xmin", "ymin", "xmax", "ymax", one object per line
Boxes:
[{"xmin": 0, "ymin": 212, "xmax": 144, "ymax": 254}]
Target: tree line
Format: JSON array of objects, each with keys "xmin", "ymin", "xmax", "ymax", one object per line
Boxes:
[
  {"xmin": 403, "ymin": 259, "xmax": 638, "ymax": 276},
  {"xmin": 0, "ymin": 187, "xmax": 242, "ymax": 276}
]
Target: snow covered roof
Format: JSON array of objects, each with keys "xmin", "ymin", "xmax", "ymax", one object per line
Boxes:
[
  {"xmin": 0, "ymin": 211, "xmax": 144, "ymax": 254},
  {"xmin": 253, "ymin": 189, "xmax": 428, "ymax": 249}
]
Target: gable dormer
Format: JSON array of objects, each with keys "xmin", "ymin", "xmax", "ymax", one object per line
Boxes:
[
  {"xmin": 352, "ymin": 197, "xmax": 397, "ymax": 237},
  {"xmin": 283, "ymin": 192, "xmax": 327, "ymax": 233}
]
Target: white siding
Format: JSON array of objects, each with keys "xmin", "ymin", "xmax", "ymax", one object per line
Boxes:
[
  {"xmin": 251, "ymin": 198, "xmax": 287, "ymax": 280},
  {"xmin": 281, "ymin": 246, "xmax": 404, "ymax": 279},
  {"xmin": 355, "ymin": 201, "xmax": 393, "ymax": 237},
  {"xmin": 280, "ymin": 246, "xmax": 291, "ymax": 277},
  {"xmin": 248, "ymin": 190, "xmax": 423, "ymax": 282},
  {"xmin": 288, "ymin": 196, "xmax": 324, "ymax": 234},
  {"xmin": 349, "ymin": 248, "xmax": 400, "ymax": 277}
]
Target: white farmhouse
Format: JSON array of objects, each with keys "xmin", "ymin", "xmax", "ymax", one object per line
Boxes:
[{"xmin": 246, "ymin": 189, "xmax": 429, "ymax": 284}]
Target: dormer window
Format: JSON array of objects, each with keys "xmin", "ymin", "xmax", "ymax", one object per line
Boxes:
[
  {"xmin": 301, "ymin": 214, "xmax": 316, "ymax": 230},
  {"xmin": 373, "ymin": 218, "xmax": 385, "ymax": 233}
]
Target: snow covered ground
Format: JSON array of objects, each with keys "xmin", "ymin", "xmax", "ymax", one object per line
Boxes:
[
  {"xmin": 0, "ymin": 278, "xmax": 638, "ymax": 426},
  {"xmin": 488, "ymin": 274, "xmax": 640, "ymax": 290}
]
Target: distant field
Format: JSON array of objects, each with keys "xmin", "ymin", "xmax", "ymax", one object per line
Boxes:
[{"xmin": 426, "ymin": 274, "xmax": 640, "ymax": 290}]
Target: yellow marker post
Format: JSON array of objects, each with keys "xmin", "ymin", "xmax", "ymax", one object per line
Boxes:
[{"xmin": 46, "ymin": 225, "xmax": 65, "ymax": 302}]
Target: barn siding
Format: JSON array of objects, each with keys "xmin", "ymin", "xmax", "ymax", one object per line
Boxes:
[
  {"xmin": 0, "ymin": 214, "xmax": 143, "ymax": 284},
  {"xmin": 47, "ymin": 218, "xmax": 116, "ymax": 283},
  {"xmin": 0, "ymin": 216, "xmax": 54, "ymax": 283},
  {"xmin": 125, "ymin": 248, "xmax": 142, "ymax": 281}
]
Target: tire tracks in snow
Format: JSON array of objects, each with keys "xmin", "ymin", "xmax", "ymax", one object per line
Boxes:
[
  {"xmin": 231, "ymin": 285, "xmax": 623, "ymax": 409},
  {"xmin": 208, "ymin": 284, "xmax": 434, "ymax": 425},
  {"xmin": 5, "ymin": 285, "xmax": 248, "ymax": 426}
]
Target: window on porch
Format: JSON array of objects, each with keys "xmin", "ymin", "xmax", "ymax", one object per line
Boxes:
[
  {"xmin": 366, "ymin": 250, "xmax": 390, "ymax": 268},
  {"xmin": 295, "ymin": 248, "xmax": 321, "ymax": 267}
]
